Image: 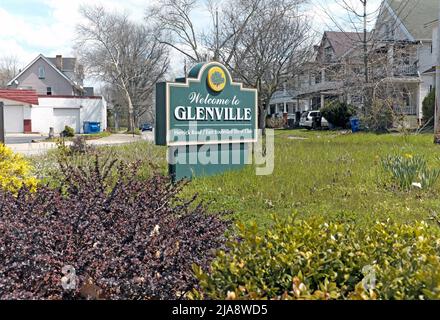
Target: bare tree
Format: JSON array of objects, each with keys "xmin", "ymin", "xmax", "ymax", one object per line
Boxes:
[
  {"xmin": 75, "ymin": 5, "xmax": 169, "ymax": 132},
  {"xmin": 147, "ymin": 0, "xmax": 262, "ymax": 64},
  {"xmin": 311, "ymin": 0, "xmax": 424, "ymax": 128},
  {"xmin": 0, "ymin": 56, "xmax": 20, "ymax": 88},
  {"xmin": 149, "ymin": 0, "xmax": 312, "ymax": 130},
  {"xmin": 222, "ymin": 0, "xmax": 312, "ymax": 129},
  {"xmin": 147, "ymin": 0, "xmax": 206, "ymax": 62}
]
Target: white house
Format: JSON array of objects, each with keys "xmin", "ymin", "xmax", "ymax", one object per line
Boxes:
[
  {"xmin": 1, "ymin": 53, "xmax": 107, "ymax": 134},
  {"xmin": 0, "ymin": 89, "xmax": 107, "ymax": 134},
  {"xmin": 0, "ymin": 89, "xmax": 37, "ymax": 133},
  {"xmin": 271, "ymin": 0, "xmax": 439, "ymax": 126},
  {"xmin": 34, "ymin": 96, "xmax": 107, "ymax": 134}
]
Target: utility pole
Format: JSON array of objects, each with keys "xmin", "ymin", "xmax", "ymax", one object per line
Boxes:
[
  {"xmin": 214, "ymin": 9, "xmax": 220, "ymax": 62},
  {"xmin": 363, "ymin": 0, "xmax": 368, "ymax": 85},
  {"xmin": 435, "ymin": 4, "xmax": 440, "ymax": 143},
  {"xmin": 361, "ymin": 0, "xmax": 370, "ymax": 115},
  {"xmin": 0, "ymin": 102, "xmax": 5, "ymax": 144}
]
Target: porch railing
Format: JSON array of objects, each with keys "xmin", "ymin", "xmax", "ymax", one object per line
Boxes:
[
  {"xmin": 393, "ymin": 64, "xmax": 418, "ymax": 76},
  {"xmin": 393, "ymin": 105, "xmax": 417, "ymax": 115}
]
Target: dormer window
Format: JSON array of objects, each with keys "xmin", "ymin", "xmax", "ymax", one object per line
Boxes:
[
  {"xmin": 324, "ymin": 46, "xmax": 333, "ymax": 61},
  {"xmin": 38, "ymin": 66, "xmax": 46, "ymax": 79}
]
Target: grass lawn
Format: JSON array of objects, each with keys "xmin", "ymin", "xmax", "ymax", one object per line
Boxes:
[
  {"xmin": 30, "ymin": 130, "xmax": 440, "ymax": 229},
  {"xmin": 183, "ymin": 130, "xmax": 440, "ymax": 228}
]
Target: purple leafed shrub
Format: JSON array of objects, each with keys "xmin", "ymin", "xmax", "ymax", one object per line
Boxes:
[{"xmin": 0, "ymin": 156, "xmax": 229, "ymax": 300}]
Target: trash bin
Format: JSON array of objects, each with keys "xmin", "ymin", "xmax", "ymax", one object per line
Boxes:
[
  {"xmin": 89, "ymin": 122, "xmax": 101, "ymax": 133},
  {"xmin": 350, "ymin": 117, "xmax": 360, "ymax": 133},
  {"xmin": 83, "ymin": 122, "xmax": 101, "ymax": 134}
]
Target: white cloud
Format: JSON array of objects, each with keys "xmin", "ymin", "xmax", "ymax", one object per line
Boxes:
[
  {"xmin": 308, "ymin": 0, "xmax": 382, "ymax": 32},
  {"xmin": 0, "ymin": 0, "xmax": 156, "ymax": 67},
  {"xmin": 0, "ymin": 0, "xmax": 383, "ymax": 80}
]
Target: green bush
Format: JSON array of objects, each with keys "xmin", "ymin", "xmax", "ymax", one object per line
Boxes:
[
  {"xmin": 62, "ymin": 126, "xmax": 75, "ymax": 137},
  {"xmin": 422, "ymin": 89, "xmax": 435, "ymax": 125},
  {"xmin": 382, "ymin": 154, "xmax": 440, "ymax": 191},
  {"xmin": 320, "ymin": 101, "xmax": 355, "ymax": 128},
  {"xmin": 193, "ymin": 216, "xmax": 440, "ymax": 300}
]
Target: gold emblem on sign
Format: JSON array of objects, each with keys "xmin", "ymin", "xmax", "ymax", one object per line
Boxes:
[{"xmin": 207, "ymin": 66, "xmax": 226, "ymax": 92}]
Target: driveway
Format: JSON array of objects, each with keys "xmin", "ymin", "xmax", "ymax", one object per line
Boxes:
[
  {"xmin": 6, "ymin": 132, "xmax": 155, "ymax": 156},
  {"xmin": 5, "ymin": 134, "xmax": 48, "ymax": 144}
]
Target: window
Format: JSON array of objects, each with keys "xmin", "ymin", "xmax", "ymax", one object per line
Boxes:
[
  {"xmin": 324, "ymin": 46, "xmax": 333, "ymax": 61},
  {"xmin": 315, "ymin": 72, "xmax": 321, "ymax": 84},
  {"xmin": 403, "ymin": 90, "xmax": 411, "ymax": 106},
  {"xmin": 47, "ymin": 87, "xmax": 52, "ymax": 96},
  {"xmin": 384, "ymin": 23, "xmax": 394, "ymax": 40},
  {"xmin": 38, "ymin": 66, "xmax": 46, "ymax": 79}
]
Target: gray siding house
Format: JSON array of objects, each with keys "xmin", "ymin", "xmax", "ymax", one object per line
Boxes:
[
  {"xmin": 1, "ymin": 54, "xmax": 105, "ymax": 134},
  {"xmin": 7, "ymin": 54, "xmax": 90, "ymax": 96}
]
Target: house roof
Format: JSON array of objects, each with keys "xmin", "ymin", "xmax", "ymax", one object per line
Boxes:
[
  {"xmin": 387, "ymin": 0, "xmax": 439, "ymax": 40},
  {"xmin": 324, "ymin": 32, "xmax": 366, "ymax": 58},
  {"xmin": 47, "ymin": 57, "xmax": 77, "ymax": 71},
  {"xmin": 0, "ymin": 89, "xmax": 39, "ymax": 105},
  {"xmin": 38, "ymin": 95, "xmax": 102, "ymax": 100},
  {"xmin": 7, "ymin": 54, "xmax": 78, "ymax": 88}
]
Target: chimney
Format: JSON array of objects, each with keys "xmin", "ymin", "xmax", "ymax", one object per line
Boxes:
[{"xmin": 55, "ymin": 55, "xmax": 63, "ymax": 70}]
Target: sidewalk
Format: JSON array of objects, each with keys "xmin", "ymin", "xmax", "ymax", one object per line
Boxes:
[{"xmin": 7, "ymin": 133, "xmax": 154, "ymax": 156}]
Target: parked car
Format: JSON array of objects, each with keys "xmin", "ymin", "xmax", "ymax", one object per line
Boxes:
[
  {"xmin": 299, "ymin": 111, "xmax": 329, "ymax": 130},
  {"xmin": 140, "ymin": 123, "xmax": 153, "ymax": 132}
]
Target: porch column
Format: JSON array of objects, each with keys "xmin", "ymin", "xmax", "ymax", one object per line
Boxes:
[
  {"xmin": 387, "ymin": 44, "xmax": 394, "ymax": 77},
  {"xmin": 416, "ymin": 82, "xmax": 423, "ymax": 123},
  {"xmin": 321, "ymin": 94, "xmax": 325, "ymax": 109},
  {"xmin": 284, "ymin": 102, "xmax": 287, "ymax": 113}
]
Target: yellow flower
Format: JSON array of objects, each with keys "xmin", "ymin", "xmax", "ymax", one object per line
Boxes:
[
  {"xmin": 0, "ymin": 144, "xmax": 39, "ymax": 194},
  {"xmin": 404, "ymin": 154, "xmax": 413, "ymax": 159}
]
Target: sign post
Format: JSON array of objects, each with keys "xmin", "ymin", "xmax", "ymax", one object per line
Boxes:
[
  {"xmin": 0, "ymin": 102, "xmax": 5, "ymax": 144},
  {"xmin": 156, "ymin": 62, "xmax": 258, "ymax": 181}
]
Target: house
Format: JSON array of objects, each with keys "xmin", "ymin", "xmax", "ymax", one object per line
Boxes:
[
  {"xmin": 423, "ymin": 18, "xmax": 439, "ymax": 95},
  {"xmin": 0, "ymin": 89, "xmax": 38, "ymax": 133},
  {"xmin": 271, "ymin": 0, "xmax": 439, "ymax": 127},
  {"xmin": 0, "ymin": 89, "xmax": 107, "ymax": 134},
  {"xmin": 1, "ymin": 54, "xmax": 106, "ymax": 134},
  {"xmin": 297, "ymin": 31, "xmax": 366, "ymax": 111},
  {"xmin": 7, "ymin": 54, "xmax": 90, "ymax": 96},
  {"xmin": 269, "ymin": 31, "xmax": 366, "ymax": 117},
  {"xmin": 372, "ymin": 0, "xmax": 439, "ymax": 125}
]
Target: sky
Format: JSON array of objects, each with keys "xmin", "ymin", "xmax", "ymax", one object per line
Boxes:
[{"xmin": 0, "ymin": 0, "xmax": 382, "ymax": 82}]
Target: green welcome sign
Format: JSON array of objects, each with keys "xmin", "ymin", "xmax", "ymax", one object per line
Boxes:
[{"xmin": 156, "ymin": 62, "xmax": 258, "ymax": 181}]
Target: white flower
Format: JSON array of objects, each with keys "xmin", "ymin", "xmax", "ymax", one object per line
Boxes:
[
  {"xmin": 150, "ymin": 225, "xmax": 160, "ymax": 237},
  {"xmin": 412, "ymin": 182, "xmax": 422, "ymax": 189}
]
